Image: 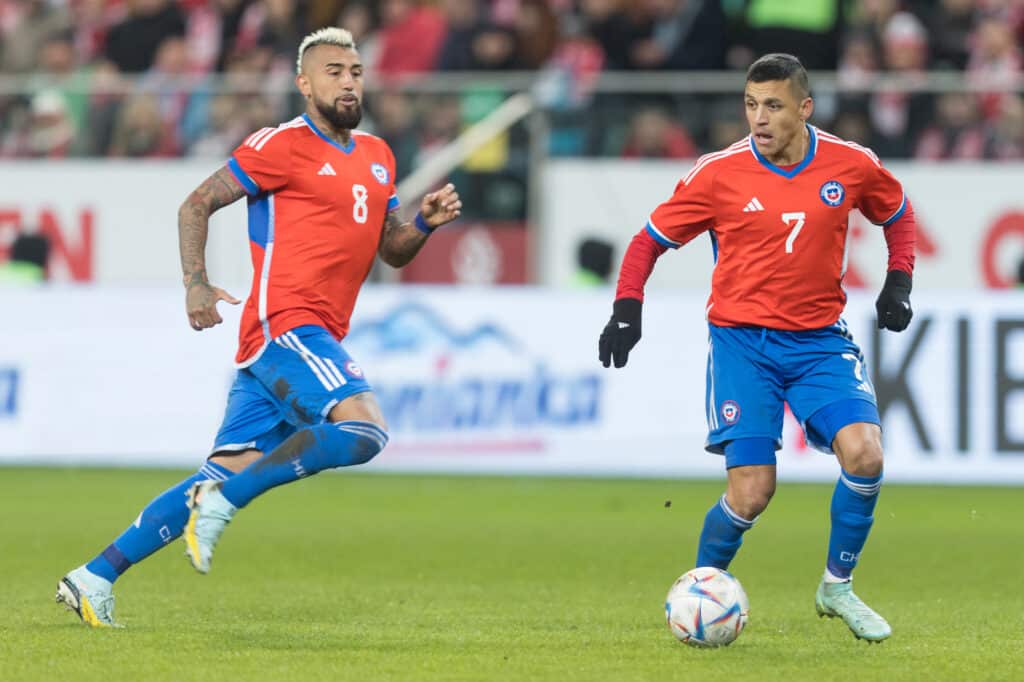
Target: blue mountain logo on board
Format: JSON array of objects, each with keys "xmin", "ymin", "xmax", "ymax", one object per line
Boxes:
[{"xmin": 346, "ymin": 302, "xmax": 601, "ymax": 433}]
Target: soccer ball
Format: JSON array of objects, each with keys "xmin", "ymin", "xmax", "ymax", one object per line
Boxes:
[{"xmin": 664, "ymin": 567, "xmax": 750, "ymax": 647}]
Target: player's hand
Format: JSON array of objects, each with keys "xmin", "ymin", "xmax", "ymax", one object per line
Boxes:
[
  {"xmin": 186, "ymin": 281, "xmax": 241, "ymax": 331},
  {"xmin": 875, "ymin": 269, "xmax": 913, "ymax": 332},
  {"xmin": 419, "ymin": 183, "xmax": 462, "ymax": 229},
  {"xmin": 599, "ymin": 298, "xmax": 642, "ymax": 368}
]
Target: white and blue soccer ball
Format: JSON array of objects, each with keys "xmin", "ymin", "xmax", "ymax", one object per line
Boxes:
[{"xmin": 665, "ymin": 567, "xmax": 750, "ymax": 647}]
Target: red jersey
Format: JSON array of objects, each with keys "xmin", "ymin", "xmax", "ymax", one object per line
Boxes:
[
  {"xmin": 646, "ymin": 125, "xmax": 906, "ymax": 330},
  {"xmin": 226, "ymin": 114, "xmax": 400, "ymax": 365}
]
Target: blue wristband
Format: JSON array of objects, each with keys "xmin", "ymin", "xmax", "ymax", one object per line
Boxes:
[{"xmin": 413, "ymin": 213, "xmax": 433, "ymax": 235}]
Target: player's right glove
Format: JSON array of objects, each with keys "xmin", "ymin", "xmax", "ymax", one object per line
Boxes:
[
  {"xmin": 599, "ymin": 298, "xmax": 642, "ymax": 368},
  {"xmin": 875, "ymin": 269, "xmax": 913, "ymax": 332}
]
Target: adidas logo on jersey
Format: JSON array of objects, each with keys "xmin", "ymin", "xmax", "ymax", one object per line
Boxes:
[
  {"xmin": 317, "ymin": 162, "xmax": 337, "ymax": 176},
  {"xmin": 743, "ymin": 197, "xmax": 765, "ymax": 212}
]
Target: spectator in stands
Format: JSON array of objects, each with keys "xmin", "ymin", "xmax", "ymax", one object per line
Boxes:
[
  {"xmin": 581, "ymin": 0, "xmax": 652, "ymax": 70},
  {"xmin": 1, "ymin": 0, "xmax": 71, "ymax": 73},
  {"xmin": 79, "ymin": 59, "xmax": 127, "ymax": 156},
  {"xmin": 870, "ymin": 11, "xmax": 933, "ymax": 157},
  {"xmin": 35, "ymin": 33, "xmax": 91, "ymax": 137},
  {"xmin": 436, "ymin": 0, "xmax": 485, "ymax": 71},
  {"xmin": 830, "ymin": 109, "xmax": 876, "ymax": 148},
  {"xmin": 105, "ymin": 0, "xmax": 187, "ymax": 72},
  {"xmin": 375, "ymin": 0, "xmax": 446, "ymax": 77},
  {"xmin": 416, "ymin": 94, "xmax": 462, "ymax": 162},
  {"xmin": 926, "ymin": 0, "xmax": 976, "ymax": 71},
  {"xmin": 966, "ymin": 16, "xmax": 1022, "ymax": 120},
  {"xmin": 513, "ymin": 0, "xmax": 560, "ymax": 69},
  {"xmin": 67, "ymin": 0, "xmax": 120, "ymax": 66},
  {"xmin": 704, "ymin": 99, "xmax": 748, "ymax": 150},
  {"xmin": 307, "ymin": 0, "xmax": 348, "ymax": 35},
  {"xmin": 915, "ymin": 92, "xmax": 986, "ymax": 159},
  {"xmin": 621, "ymin": 106, "xmax": 698, "ymax": 158},
  {"xmin": 984, "ymin": 94, "xmax": 1024, "ymax": 159},
  {"xmin": 108, "ymin": 94, "xmax": 178, "ymax": 156},
  {"xmin": 469, "ymin": 24, "xmax": 521, "ymax": 70},
  {"xmin": 1, "ymin": 89, "xmax": 75, "ymax": 158},
  {"xmin": 0, "ymin": 234, "xmax": 50, "ymax": 285},
  {"xmin": 142, "ymin": 36, "xmax": 193, "ymax": 148},
  {"xmin": 837, "ymin": 31, "xmax": 880, "ymax": 89},
  {"xmin": 187, "ymin": 93, "xmax": 247, "ymax": 157},
  {"xmin": 744, "ymin": 0, "xmax": 841, "ymax": 69},
  {"xmin": 630, "ymin": 0, "xmax": 727, "ymax": 70},
  {"xmin": 208, "ymin": 0, "xmax": 252, "ymax": 72},
  {"xmin": 435, "ymin": 0, "xmax": 521, "ymax": 72},
  {"xmin": 368, "ymin": 90, "xmax": 420, "ymax": 180},
  {"xmin": 845, "ymin": 0, "xmax": 899, "ymax": 47},
  {"xmin": 256, "ymin": 0, "xmax": 307, "ymax": 73}
]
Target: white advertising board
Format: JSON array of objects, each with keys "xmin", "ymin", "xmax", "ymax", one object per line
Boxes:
[
  {"xmin": 540, "ymin": 160, "xmax": 1024, "ymax": 291},
  {"xmin": 0, "ymin": 161, "xmax": 253, "ymax": 286},
  {"xmin": 2, "ymin": 287, "xmax": 1023, "ymax": 484},
  {"xmin": 4, "ymin": 160, "xmax": 1024, "ymax": 291}
]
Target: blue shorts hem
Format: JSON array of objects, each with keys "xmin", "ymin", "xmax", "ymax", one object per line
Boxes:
[
  {"xmin": 705, "ymin": 434, "xmax": 782, "ymax": 455},
  {"xmin": 804, "ymin": 397, "xmax": 880, "ymax": 454}
]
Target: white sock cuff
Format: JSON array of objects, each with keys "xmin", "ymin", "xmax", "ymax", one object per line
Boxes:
[
  {"xmin": 823, "ymin": 568, "xmax": 851, "ymax": 584},
  {"xmin": 719, "ymin": 494, "xmax": 757, "ymax": 530},
  {"xmin": 839, "ymin": 471, "xmax": 882, "ymax": 497}
]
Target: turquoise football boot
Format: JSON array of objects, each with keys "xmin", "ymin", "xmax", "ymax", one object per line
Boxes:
[
  {"xmin": 183, "ymin": 480, "xmax": 237, "ymax": 574},
  {"xmin": 816, "ymin": 579, "xmax": 892, "ymax": 642},
  {"xmin": 56, "ymin": 566, "xmax": 120, "ymax": 628}
]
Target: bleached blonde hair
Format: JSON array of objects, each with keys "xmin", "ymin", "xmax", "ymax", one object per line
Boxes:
[{"xmin": 296, "ymin": 27, "xmax": 356, "ymax": 74}]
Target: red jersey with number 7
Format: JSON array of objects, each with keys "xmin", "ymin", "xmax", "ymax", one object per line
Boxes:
[
  {"xmin": 645, "ymin": 125, "xmax": 907, "ymax": 330},
  {"xmin": 225, "ymin": 114, "xmax": 400, "ymax": 366}
]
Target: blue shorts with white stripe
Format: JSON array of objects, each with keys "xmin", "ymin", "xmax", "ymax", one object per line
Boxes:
[
  {"xmin": 705, "ymin": 320, "xmax": 880, "ymax": 457},
  {"xmin": 211, "ymin": 325, "xmax": 372, "ymax": 455}
]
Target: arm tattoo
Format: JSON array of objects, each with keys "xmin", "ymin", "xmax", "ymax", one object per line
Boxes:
[
  {"xmin": 378, "ymin": 209, "xmax": 429, "ymax": 268},
  {"xmin": 178, "ymin": 167, "xmax": 246, "ymax": 286}
]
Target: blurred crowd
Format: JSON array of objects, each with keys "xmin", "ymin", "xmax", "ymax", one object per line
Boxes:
[{"xmin": 1, "ymin": 0, "xmax": 1024, "ymax": 216}]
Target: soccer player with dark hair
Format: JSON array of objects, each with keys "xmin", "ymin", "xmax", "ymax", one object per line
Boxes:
[
  {"xmin": 599, "ymin": 53, "xmax": 916, "ymax": 642},
  {"xmin": 57, "ymin": 27, "xmax": 462, "ymax": 627}
]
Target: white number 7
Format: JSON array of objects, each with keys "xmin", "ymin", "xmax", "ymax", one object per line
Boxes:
[{"xmin": 782, "ymin": 212, "xmax": 806, "ymax": 253}]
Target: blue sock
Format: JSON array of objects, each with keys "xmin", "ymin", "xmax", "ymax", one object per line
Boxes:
[
  {"xmin": 826, "ymin": 470, "xmax": 882, "ymax": 580},
  {"xmin": 696, "ymin": 495, "xmax": 756, "ymax": 569},
  {"xmin": 85, "ymin": 461, "xmax": 234, "ymax": 583},
  {"xmin": 219, "ymin": 420, "xmax": 388, "ymax": 509}
]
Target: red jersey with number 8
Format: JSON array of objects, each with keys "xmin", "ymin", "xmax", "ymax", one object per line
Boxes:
[
  {"xmin": 226, "ymin": 114, "xmax": 400, "ymax": 366},
  {"xmin": 645, "ymin": 125, "xmax": 906, "ymax": 330}
]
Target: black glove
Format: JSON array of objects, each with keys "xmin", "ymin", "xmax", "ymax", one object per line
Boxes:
[
  {"xmin": 875, "ymin": 270, "xmax": 913, "ymax": 332},
  {"xmin": 599, "ymin": 298, "xmax": 642, "ymax": 368}
]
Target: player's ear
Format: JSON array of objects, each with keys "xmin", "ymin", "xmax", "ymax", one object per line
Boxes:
[
  {"xmin": 295, "ymin": 73, "xmax": 311, "ymax": 99},
  {"xmin": 800, "ymin": 97, "xmax": 814, "ymax": 122}
]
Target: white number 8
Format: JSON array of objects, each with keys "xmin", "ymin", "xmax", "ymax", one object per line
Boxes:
[{"xmin": 352, "ymin": 184, "xmax": 368, "ymax": 224}]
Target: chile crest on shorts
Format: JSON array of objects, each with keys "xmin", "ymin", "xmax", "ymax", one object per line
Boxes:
[
  {"xmin": 721, "ymin": 400, "xmax": 741, "ymax": 425},
  {"xmin": 819, "ymin": 180, "xmax": 845, "ymax": 207}
]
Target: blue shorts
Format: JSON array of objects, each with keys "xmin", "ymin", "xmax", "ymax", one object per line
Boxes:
[
  {"xmin": 211, "ymin": 325, "xmax": 372, "ymax": 455},
  {"xmin": 705, "ymin": 320, "xmax": 879, "ymax": 461}
]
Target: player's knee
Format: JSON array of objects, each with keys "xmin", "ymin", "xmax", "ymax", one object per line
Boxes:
[
  {"xmin": 840, "ymin": 434, "xmax": 883, "ymax": 477},
  {"xmin": 334, "ymin": 420, "xmax": 389, "ymax": 466},
  {"xmin": 731, "ymin": 487, "xmax": 774, "ymax": 520},
  {"xmin": 727, "ymin": 479, "xmax": 775, "ymax": 520}
]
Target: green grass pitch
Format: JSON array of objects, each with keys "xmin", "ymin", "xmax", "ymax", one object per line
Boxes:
[{"xmin": 0, "ymin": 468, "xmax": 1021, "ymax": 681}]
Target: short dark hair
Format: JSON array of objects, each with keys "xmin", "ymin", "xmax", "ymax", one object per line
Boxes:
[{"xmin": 746, "ymin": 53, "xmax": 810, "ymax": 99}]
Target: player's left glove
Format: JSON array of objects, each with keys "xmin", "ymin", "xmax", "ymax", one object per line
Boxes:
[
  {"xmin": 875, "ymin": 269, "xmax": 913, "ymax": 332},
  {"xmin": 599, "ymin": 298, "xmax": 642, "ymax": 368}
]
